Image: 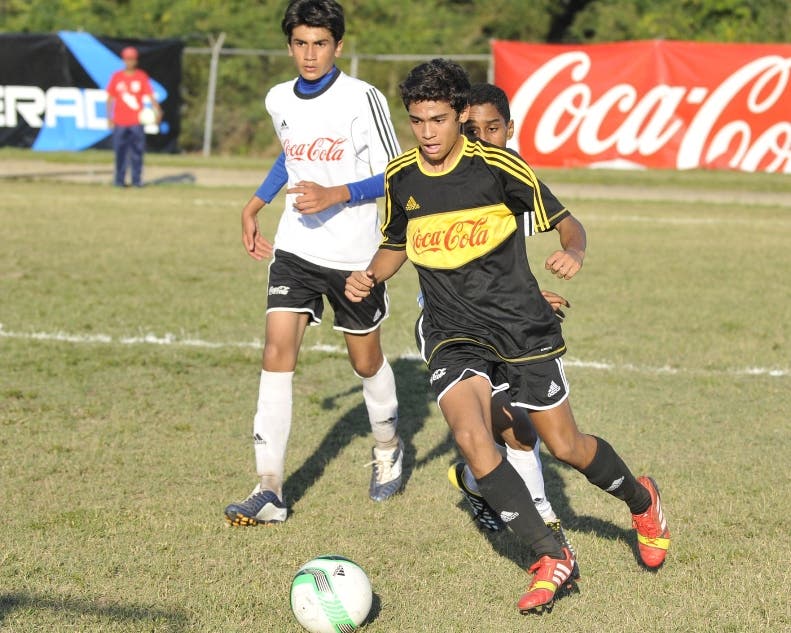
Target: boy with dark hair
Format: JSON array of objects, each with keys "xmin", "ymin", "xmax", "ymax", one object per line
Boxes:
[
  {"xmin": 446, "ymin": 81, "xmax": 580, "ymax": 560},
  {"xmin": 465, "ymin": 82, "xmax": 513, "ymax": 146},
  {"xmin": 224, "ymin": 0, "xmax": 403, "ymax": 527},
  {"xmin": 346, "ymin": 59, "xmax": 670, "ymax": 614}
]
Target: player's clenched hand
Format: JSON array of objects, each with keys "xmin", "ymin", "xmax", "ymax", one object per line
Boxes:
[
  {"xmin": 545, "ymin": 249, "xmax": 583, "ymax": 280},
  {"xmin": 288, "ymin": 180, "xmax": 349, "ymax": 215},
  {"xmin": 345, "ymin": 271, "xmax": 376, "ymax": 302},
  {"xmin": 241, "ymin": 210, "xmax": 273, "ymax": 260}
]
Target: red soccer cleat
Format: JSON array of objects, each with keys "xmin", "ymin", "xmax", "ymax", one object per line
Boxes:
[
  {"xmin": 632, "ymin": 476, "xmax": 670, "ymax": 568},
  {"xmin": 517, "ymin": 547, "xmax": 576, "ymax": 614}
]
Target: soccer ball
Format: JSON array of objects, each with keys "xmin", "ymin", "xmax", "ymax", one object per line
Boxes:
[
  {"xmin": 290, "ymin": 555, "xmax": 372, "ymax": 633},
  {"xmin": 138, "ymin": 108, "xmax": 157, "ymax": 126}
]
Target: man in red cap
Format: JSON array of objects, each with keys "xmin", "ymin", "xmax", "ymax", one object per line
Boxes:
[{"xmin": 105, "ymin": 46, "xmax": 161, "ymax": 187}]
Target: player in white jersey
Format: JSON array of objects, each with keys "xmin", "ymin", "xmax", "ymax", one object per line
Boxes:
[{"xmin": 224, "ymin": 0, "xmax": 403, "ymax": 526}]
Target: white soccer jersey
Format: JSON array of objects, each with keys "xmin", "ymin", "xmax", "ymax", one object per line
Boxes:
[{"xmin": 265, "ymin": 71, "xmax": 400, "ymax": 270}]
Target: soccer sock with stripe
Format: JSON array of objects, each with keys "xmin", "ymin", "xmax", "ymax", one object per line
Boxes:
[
  {"xmin": 477, "ymin": 458, "xmax": 563, "ymax": 559},
  {"xmin": 578, "ymin": 436, "xmax": 651, "ymax": 515},
  {"xmin": 252, "ymin": 369, "xmax": 293, "ymax": 497}
]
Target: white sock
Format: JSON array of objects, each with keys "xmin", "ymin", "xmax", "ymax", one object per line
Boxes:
[
  {"xmin": 506, "ymin": 440, "xmax": 557, "ymax": 523},
  {"xmin": 253, "ymin": 369, "xmax": 293, "ymax": 497},
  {"xmin": 361, "ymin": 358, "xmax": 399, "ymax": 448}
]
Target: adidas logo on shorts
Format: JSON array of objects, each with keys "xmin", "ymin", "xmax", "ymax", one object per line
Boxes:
[
  {"xmin": 547, "ymin": 380, "xmax": 561, "ymax": 397},
  {"xmin": 430, "ymin": 368, "xmax": 447, "ymax": 384}
]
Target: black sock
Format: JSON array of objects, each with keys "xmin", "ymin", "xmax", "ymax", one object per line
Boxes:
[
  {"xmin": 579, "ymin": 436, "xmax": 650, "ymax": 515},
  {"xmin": 477, "ymin": 458, "xmax": 563, "ymax": 559}
]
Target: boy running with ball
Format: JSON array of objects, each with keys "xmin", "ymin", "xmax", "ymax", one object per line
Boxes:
[{"xmin": 346, "ymin": 59, "xmax": 670, "ymax": 614}]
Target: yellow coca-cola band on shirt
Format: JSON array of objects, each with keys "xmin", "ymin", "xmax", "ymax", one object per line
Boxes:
[{"xmin": 407, "ymin": 205, "xmax": 517, "ymax": 269}]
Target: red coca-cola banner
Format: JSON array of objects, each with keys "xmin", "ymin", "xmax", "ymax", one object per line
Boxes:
[{"xmin": 492, "ymin": 39, "xmax": 791, "ymax": 173}]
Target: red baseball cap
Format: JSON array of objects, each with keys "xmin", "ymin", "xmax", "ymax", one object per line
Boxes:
[{"xmin": 121, "ymin": 46, "xmax": 138, "ymax": 60}]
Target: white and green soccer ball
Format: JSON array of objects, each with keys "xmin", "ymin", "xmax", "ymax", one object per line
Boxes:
[{"xmin": 290, "ymin": 555, "xmax": 372, "ymax": 633}]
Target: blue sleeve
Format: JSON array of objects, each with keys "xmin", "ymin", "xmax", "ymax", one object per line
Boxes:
[
  {"xmin": 346, "ymin": 173, "xmax": 385, "ymax": 203},
  {"xmin": 254, "ymin": 152, "xmax": 287, "ymax": 203}
]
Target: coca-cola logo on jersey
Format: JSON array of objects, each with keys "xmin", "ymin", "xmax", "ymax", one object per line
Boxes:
[
  {"xmin": 283, "ymin": 136, "xmax": 346, "ymax": 161},
  {"xmin": 411, "ymin": 217, "xmax": 490, "ymax": 254},
  {"xmin": 494, "ymin": 40, "xmax": 791, "ymax": 173}
]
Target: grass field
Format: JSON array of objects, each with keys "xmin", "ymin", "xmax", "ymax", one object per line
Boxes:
[{"xmin": 1, "ymin": 155, "xmax": 790, "ymax": 632}]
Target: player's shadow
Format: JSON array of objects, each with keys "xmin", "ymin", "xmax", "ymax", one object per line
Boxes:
[
  {"xmin": 144, "ymin": 172, "xmax": 197, "ymax": 186},
  {"xmin": 283, "ymin": 357, "xmax": 434, "ymax": 509},
  {"xmin": 0, "ymin": 591, "xmax": 189, "ymax": 630}
]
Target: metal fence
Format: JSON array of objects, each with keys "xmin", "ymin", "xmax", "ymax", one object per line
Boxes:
[{"xmin": 185, "ymin": 35, "xmax": 492, "ymax": 156}]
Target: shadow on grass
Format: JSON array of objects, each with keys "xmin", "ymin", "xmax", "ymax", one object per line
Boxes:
[
  {"xmin": 145, "ymin": 172, "xmax": 196, "ymax": 186},
  {"xmin": 284, "ymin": 357, "xmax": 435, "ymax": 507},
  {"xmin": 0, "ymin": 591, "xmax": 189, "ymax": 630},
  {"xmin": 367, "ymin": 592, "xmax": 383, "ymax": 624}
]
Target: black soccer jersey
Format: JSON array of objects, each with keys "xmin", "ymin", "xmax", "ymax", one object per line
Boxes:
[{"xmin": 381, "ymin": 135, "xmax": 570, "ymax": 365}]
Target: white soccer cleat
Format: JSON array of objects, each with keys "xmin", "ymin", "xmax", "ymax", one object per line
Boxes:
[{"xmin": 367, "ymin": 437, "xmax": 404, "ymax": 502}]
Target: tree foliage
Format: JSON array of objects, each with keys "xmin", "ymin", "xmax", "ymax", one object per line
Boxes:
[{"xmin": 1, "ymin": 0, "xmax": 788, "ymax": 153}]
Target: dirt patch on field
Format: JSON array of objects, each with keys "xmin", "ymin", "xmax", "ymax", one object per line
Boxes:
[{"xmin": 0, "ymin": 157, "xmax": 264, "ymax": 188}]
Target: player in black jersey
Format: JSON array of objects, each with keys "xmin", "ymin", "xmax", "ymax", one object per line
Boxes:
[
  {"xmin": 346, "ymin": 59, "xmax": 670, "ymax": 614},
  {"xmin": 446, "ymin": 81, "xmax": 579, "ymax": 564}
]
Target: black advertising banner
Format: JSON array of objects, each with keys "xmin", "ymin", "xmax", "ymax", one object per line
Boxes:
[{"xmin": 0, "ymin": 31, "xmax": 183, "ymax": 152}]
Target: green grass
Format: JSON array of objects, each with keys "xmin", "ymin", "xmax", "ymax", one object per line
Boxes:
[{"xmin": 1, "ymin": 159, "xmax": 790, "ymax": 632}]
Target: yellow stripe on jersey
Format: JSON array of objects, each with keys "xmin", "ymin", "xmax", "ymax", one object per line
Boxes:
[
  {"xmin": 464, "ymin": 140, "xmax": 553, "ymax": 232},
  {"xmin": 406, "ymin": 204, "xmax": 517, "ymax": 269},
  {"xmin": 385, "ymin": 148, "xmax": 419, "ymax": 178},
  {"xmin": 381, "ymin": 149, "xmax": 420, "ymax": 248}
]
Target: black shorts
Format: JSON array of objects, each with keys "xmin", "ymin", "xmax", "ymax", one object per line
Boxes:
[
  {"xmin": 506, "ymin": 357, "xmax": 570, "ymax": 411},
  {"xmin": 425, "ymin": 341, "xmax": 569, "ymax": 410},
  {"xmin": 266, "ymin": 249, "xmax": 389, "ymax": 333},
  {"xmin": 425, "ymin": 342, "xmax": 511, "ymax": 403}
]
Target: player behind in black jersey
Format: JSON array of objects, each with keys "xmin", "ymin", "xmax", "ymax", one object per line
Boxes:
[{"xmin": 345, "ymin": 59, "xmax": 670, "ymax": 615}]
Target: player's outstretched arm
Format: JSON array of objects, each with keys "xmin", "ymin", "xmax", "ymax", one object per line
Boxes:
[
  {"xmin": 241, "ymin": 196, "xmax": 274, "ymax": 260},
  {"xmin": 545, "ymin": 214, "xmax": 586, "ymax": 280},
  {"xmin": 345, "ymin": 249, "xmax": 408, "ymax": 302},
  {"xmin": 288, "ymin": 173, "xmax": 385, "ymax": 215}
]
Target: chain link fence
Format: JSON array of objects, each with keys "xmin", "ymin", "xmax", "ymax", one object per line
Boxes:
[{"xmin": 182, "ymin": 38, "xmax": 491, "ymax": 156}]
